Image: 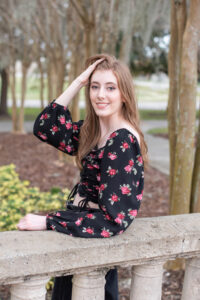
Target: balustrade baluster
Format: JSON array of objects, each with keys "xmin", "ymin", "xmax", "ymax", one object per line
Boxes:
[
  {"xmin": 181, "ymin": 257, "xmax": 200, "ymax": 300},
  {"xmin": 10, "ymin": 276, "xmax": 50, "ymax": 300},
  {"xmin": 72, "ymin": 269, "xmax": 107, "ymax": 300},
  {"xmin": 130, "ymin": 261, "xmax": 164, "ymax": 300}
]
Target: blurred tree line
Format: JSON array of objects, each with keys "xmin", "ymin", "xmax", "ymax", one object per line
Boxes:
[{"xmin": 0, "ymin": 0, "xmax": 170, "ymax": 131}]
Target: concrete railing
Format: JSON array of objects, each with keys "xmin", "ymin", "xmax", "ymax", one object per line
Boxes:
[{"xmin": 0, "ymin": 213, "xmax": 200, "ymax": 300}]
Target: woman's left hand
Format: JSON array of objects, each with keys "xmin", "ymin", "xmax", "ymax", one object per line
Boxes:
[{"xmin": 17, "ymin": 213, "xmax": 47, "ymax": 231}]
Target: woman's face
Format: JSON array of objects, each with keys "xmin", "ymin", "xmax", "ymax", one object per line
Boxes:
[{"xmin": 89, "ymin": 69, "xmax": 124, "ymax": 120}]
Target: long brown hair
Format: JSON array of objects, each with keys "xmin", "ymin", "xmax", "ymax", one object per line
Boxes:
[{"xmin": 75, "ymin": 54, "xmax": 149, "ymax": 171}]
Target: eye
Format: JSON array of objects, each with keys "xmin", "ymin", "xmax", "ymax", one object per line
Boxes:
[
  {"xmin": 91, "ymin": 85, "xmax": 98, "ymax": 89},
  {"xmin": 107, "ymin": 87, "xmax": 115, "ymax": 91}
]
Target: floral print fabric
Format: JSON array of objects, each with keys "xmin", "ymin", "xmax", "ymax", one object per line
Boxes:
[{"xmin": 33, "ymin": 100, "xmax": 144, "ymax": 238}]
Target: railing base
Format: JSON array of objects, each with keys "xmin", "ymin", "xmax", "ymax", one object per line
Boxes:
[
  {"xmin": 72, "ymin": 269, "xmax": 107, "ymax": 300},
  {"xmin": 181, "ymin": 257, "xmax": 200, "ymax": 300},
  {"xmin": 10, "ymin": 276, "xmax": 50, "ymax": 300}
]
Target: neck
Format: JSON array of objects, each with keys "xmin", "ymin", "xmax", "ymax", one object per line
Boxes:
[{"xmin": 99, "ymin": 114, "xmax": 125, "ymax": 136}]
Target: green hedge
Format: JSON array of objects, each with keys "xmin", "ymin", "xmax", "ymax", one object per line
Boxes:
[{"xmin": 0, "ymin": 164, "xmax": 69, "ymax": 231}]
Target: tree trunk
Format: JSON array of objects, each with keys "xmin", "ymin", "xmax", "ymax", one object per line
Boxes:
[
  {"xmin": 84, "ymin": 24, "xmax": 97, "ymax": 57},
  {"xmin": 55, "ymin": 58, "xmax": 66, "ymax": 97},
  {"xmin": 168, "ymin": 0, "xmax": 187, "ymax": 210},
  {"xmin": 171, "ymin": 0, "xmax": 200, "ymax": 214},
  {"xmin": 18, "ymin": 64, "xmax": 28, "ymax": 133},
  {"xmin": 9, "ymin": 64, "xmax": 18, "ymax": 132},
  {"xmin": 0, "ymin": 68, "xmax": 9, "ymax": 117},
  {"xmin": 119, "ymin": 0, "xmax": 134, "ymax": 65},
  {"xmin": 47, "ymin": 59, "xmax": 53, "ymax": 102},
  {"xmin": 37, "ymin": 59, "xmax": 45, "ymax": 110},
  {"xmin": 190, "ymin": 106, "xmax": 200, "ymax": 212}
]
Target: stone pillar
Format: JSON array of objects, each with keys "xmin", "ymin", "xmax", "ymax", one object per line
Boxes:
[
  {"xmin": 181, "ymin": 257, "xmax": 200, "ymax": 300},
  {"xmin": 72, "ymin": 269, "xmax": 107, "ymax": 300},
  {"xmin": 10, "ymin": 276, "xmax": 50, "ymax": 300},
  {"xmin": 130, "ymin": 261, "xmax": 164, "ymax": 300}
]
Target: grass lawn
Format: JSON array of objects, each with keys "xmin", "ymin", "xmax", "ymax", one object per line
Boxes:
[
  {"xmin": 7, "ymin": 107, "xmax": 168, "ymax": 121},
  {"xmin": 5, "ymin": 76, "xmax": 200, "ymax": 121}
]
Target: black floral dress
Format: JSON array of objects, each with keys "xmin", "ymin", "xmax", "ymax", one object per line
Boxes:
[{"xmin": 33, "ymin": 100, "xmax": 144, "ymax": 238}]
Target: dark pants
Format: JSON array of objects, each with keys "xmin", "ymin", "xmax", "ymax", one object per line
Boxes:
[{"xmin": 51, "ymin": 268, "xmax": 118, "ymax": 300}]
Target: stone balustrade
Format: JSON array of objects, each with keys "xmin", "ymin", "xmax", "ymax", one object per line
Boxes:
[{"xmin": 0, "ymin": 213, "xmax": 200, "ymax": 299}]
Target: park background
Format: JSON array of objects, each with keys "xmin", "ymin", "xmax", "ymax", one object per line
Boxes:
[{"xmin": 0, "ymin": 0, "xmax": 200, "ymax": 299}]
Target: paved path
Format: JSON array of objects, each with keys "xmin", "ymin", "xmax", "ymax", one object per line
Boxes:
[
  {"xmin": 0, "ymin": 119, "xmax": 170, "ymax": 176},
  {"xmin": 141, "ymin": 120, "xmax": 169, "ymax": 175}
]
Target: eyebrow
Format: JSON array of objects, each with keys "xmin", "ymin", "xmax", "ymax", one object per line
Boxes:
[{"xmin": 91, "ymin": 81, "xmax": 117, "ymax": 86}]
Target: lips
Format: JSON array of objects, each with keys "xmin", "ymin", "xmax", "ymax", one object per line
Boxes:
[{"xmin": 96, "ymin": 103, "xmax": 109, "ymax": 109}]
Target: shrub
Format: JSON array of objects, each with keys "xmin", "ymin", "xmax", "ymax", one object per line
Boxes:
[{"xmin": 0, "ymin": 164, "xmax": 69, "ymax": 231}]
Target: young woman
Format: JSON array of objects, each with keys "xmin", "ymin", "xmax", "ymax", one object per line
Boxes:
[{"xmin": 17, "ymin": 54, "xmax": 148, "ymax": 299}]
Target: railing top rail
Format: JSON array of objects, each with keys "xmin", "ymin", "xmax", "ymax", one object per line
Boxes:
[{"xmin": 0, "ymin": 213, "xmax": 200, "ymax": 284}]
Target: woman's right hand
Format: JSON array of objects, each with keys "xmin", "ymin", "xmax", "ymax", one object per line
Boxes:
[{"xmin": 76, "ymin": 58, "xmax": 105, "ymax": 87}]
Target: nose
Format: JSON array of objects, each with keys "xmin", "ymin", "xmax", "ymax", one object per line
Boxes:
[{"xmin": 97, "ymin": 87, "xmax": 105, "ymax": 99}]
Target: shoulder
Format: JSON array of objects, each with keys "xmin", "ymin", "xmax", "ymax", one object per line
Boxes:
[
  {"xmin": 103, "ymin": 128, "xmax": 141, "ymax": 156},
  {"xmin": 120, "ymin": 125, "xmax": 140, "ymax": 146},
  {"xmin": 108, "ymin": 127, "xmax": 140, "ymax": 147}
]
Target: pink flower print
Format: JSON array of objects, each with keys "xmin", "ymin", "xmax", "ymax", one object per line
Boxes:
[
  {"xmin": 128, "ymin": 209, "xmax": 137, "ymax": 217},
  {"xmin": 75, "ymin": 217, "xmax": 83, "ymax": 226},
  {"xmin": 115, "ymin": 217, "xmax": 122, "ymax": 224},
  {"xmin": 108, "ymin": 152, "xmax": 117, "ymax": 160},
  {"xmin": 87, "ymin": 164, "xmax": 94, "ymax": 170},
  {"xmin": 100, "ymin": 205, "xmax": 107, "ymax": 212},
  {"xmin": 60, "ymin": 221, "xmax": 67, "ymax": 227},
  {"xmin": 73, "ymin": 124, "xmax": 78, "ymax": 131},
  {"xmin": 105, "ymin": 214, "xmax": 112, "ymax": 220},
  {"xmin": 59, "ymin": 141, "xmax": 66, "ymax": 151},
  {"xmin": 111, "ymin": 194, "xmax": 119, "ymax": 202},
  {"xmin": 97, "ymin": 173, "xmax": 101, "ymax": 182},
  {"xmin": 65, "ymin": 145, "xmax": 72, "ymax": 153},
  {"xmin": 137, "ymin": 155, "xmax": 143, "ymax": 165},
  {"xmin": 120, "ymin": 141, "xmax": 130, "ymax": 152},
  {"xmin": 98, "ymin": 150, "xmax": 104, "ymax": 159},
  {"xmin": 120, "ymin": 184, "xmax": 132, "ymax": 196},
  {"xmin": 50, "ymin": 225, "xmax": 56, "ymax": 231},
  {"xmin": 109, "ymin": 193, "xmax": 120, "ymax": 205},
  {"xmin": 99, "ymin": 183, "xmax": 106, "ymax": 191},
  {"xmin": 124, "ymin": 165, "xmax": 132, "ymax": 173},
  {"xmin": 51, "ymin": 125, "xmax": 59, "ymax": 134},
  {"xmin": 109, "ymin": 132, "xmax": 117, "ymax": 139},
  {"xmin": 136, "ymin": 193, "xmax": 143, "ymax": 201},
  {"xmin": 107, "ymin": 166, "xmax": 118, "ymax": 177},
  {"xmin": 101, "ymin": 229, "xmax": 111, "ymax": 238},
  {"xmin": 93, "ymin": 164, "xmax": 100, "ymax": 169},
  {"xmin": 115, "ymin": 212, "xmax": 125, "ymax": 225},
  {"xmin": 38, "ymin": 132, "xmax": 47, "ymax": 140},
  {"xmin": 86, "ymin": 213, "xmax": 94, "ymax": 219},
  {"xmin": 56, "ymin": 212, "xmax": 61, "ymax": 216},
  {"xmin": 129, "ymin": 159, "xmax": 134, "ymax": 166},
  {"xmin": 118, "ymin": 212, "xmax": 125, "ymax": 220},
  {"xmin": 59, "ymin": 115, "xmax": 66, "ymax": 124},
  {"xmin": 52, "ymin": 103, "xmax": 57, "ymax": 108},
  {"xmin": 82, "ymin": 181, "xmax": 89, "ymax": 186},
  {"xmin": 65, "ymin": 122, "xmax": 72, "ymax": 130},
  {"xmin": 136, "ymin": 181, "xmax": 139, "ymax": 187},
  {"xmin": 129, "ymin": 134, "xmax": 134, "ymax": 143},
  {"xmin": 73, "ymin": 136, "xmax": 79, "ymax": 141},
  {"xmin": 83, "ymin": 227, "xmax": 94, "ymax": 234},
  {"xmin": 40, "ymin": 113, "xmax": 49, "ymax": 120}
]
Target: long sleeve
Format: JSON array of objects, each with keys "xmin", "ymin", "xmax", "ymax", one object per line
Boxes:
[
  {"xmin": 33, "ymin": 99, "xmax": 83, "ymax": 156},
  {"xmin": 46, "ymin": 129, "xmax": 144, "ymax": 238}
]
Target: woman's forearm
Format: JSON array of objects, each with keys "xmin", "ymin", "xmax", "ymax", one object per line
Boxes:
[
  {"xmin": 55, "ymin": 78, "xmax": 83, "ymax": 107},
  {"xmin": 54, "ymin": 58, "xmax": 104, "ymax": 107}
]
